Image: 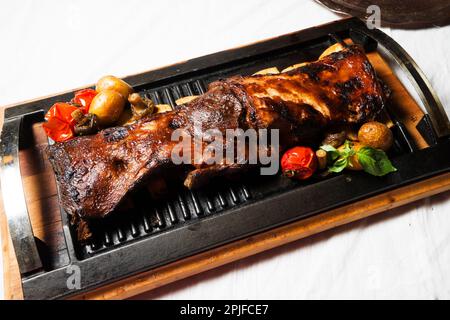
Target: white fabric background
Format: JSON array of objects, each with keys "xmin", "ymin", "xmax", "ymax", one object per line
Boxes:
[{"xmin": 0, "ymin": 0, "xmax": 449, "ymax": 299}]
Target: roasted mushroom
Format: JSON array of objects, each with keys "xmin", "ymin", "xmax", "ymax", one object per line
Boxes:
[
  {"xmin": 71, "ymin": 109, "xmax": 99, "ymax": 136},
  {"xmin": 316, "ymin": 149, "xmax": 327, "ymax": 170},
  {"xmin": 322, "ymin": 130, "xmax": 346, "ymax": 148},
  {"xmin": 128, "ymin": 93, "xmax": 154, "ymax": 120}
]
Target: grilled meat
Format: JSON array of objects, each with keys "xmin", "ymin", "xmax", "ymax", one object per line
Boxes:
[{"xmin": 47, "ymin": 45, "xmax": 388, "ymax": 219}]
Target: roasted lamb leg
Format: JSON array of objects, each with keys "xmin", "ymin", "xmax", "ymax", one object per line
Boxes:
[{"xmin": 47, "ymin": 45, "xmax": 388, "ymax": 220}]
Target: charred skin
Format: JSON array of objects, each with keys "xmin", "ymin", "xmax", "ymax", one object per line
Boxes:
[{"xmin": 47, "ymin": 45, "xmax": 388, "ymax": 220}]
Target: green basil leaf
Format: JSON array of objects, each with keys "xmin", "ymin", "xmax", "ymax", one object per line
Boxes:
[
  {"xmin": 320, "ymin": 144, "xmax": 337, "ymax": 152},
  {"xmin": 343, "ymin": 140, "xmax": 352, "ymax": 150},
  {"xmin": 343, "ymin": 140, "xmax": 355, "ymax": 156},
  {"xmin": 320, "ymin": 144, "xmax": 340, "ymax": 163},
  {"xmin": 357, "ymin": 147, "xmax": 397, "ymax": 176},
  {"xmin": 328, "ymin": 156, "xmax": 348, "ymax": 173}
]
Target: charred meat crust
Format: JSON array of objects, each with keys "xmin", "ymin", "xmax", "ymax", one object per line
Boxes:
[{"xmin": 46, "ymin": 45, "xmax": 388, "ymax": 220}]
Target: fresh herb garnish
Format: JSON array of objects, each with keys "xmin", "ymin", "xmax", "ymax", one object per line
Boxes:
[
  {"xmin": 319, "ymin": 144, "xmax": 340, "ymax": 162},
  {"xmin": 356, "ymin": 146, "xmax": 397, "ymax": 176},
  {"xmin": 320, "ymin": 140, "xmax": 397, "ymax": 176}
]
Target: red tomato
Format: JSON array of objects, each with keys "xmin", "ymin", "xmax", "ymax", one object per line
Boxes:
[
  {"xmin": 281, "ymin": 146, "xmax": 317, "ymax": 180},
  {"xmin": 45, "ymin": 102, "xmax": 78, "ymax": 126},
  {"xmin": 42, "ymin": 117, "xmax": 74, "ymax": 142},
  {"xmin": 72, "ymin": 89, "xmax": 97, "ymax": 113},
  {"xmin": 43, "ymin": 102, "xmax": 79, "ymax": 142}
]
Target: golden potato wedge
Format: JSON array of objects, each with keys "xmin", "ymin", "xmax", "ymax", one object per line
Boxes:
[
  {"xmin": 175, "ymin": 95, "xmax": 198, "ymax": 106},
  {"xmin": 281, "ymin": 62, "xmax": 309, "ymax": 73},
  {"xmin": 155, "ymin": 104, "xmax": 172, "ymax": 113},
  {"xmin": 253, "ymin": 67, "xmax": 280, "ymax": 75},
  {"xmin": 319, "ymin": 43, "xmax": 345, "ymax": 60}
]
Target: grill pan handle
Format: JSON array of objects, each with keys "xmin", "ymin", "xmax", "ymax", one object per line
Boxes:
[
  {"xmin": 0, "ymin": 115, "xmax": 43, "ymax": 275},
  {"xmin": 351, "ymin": 26, "xmax": 450, "ymax": 139}
]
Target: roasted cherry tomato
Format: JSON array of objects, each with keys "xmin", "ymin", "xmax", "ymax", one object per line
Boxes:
[
  {"xmin": 72, "ymin": 88, "xmax": 97, "ymax": 113},
  {"xmin": 281, "ymin": 146, "xmax": 317, "ymax": 180},
  {"xmin": 43, "ymin": 102, "xmax": 79, "ymax": 142},
  {"xmin": 42, "ymin": 117, "xmax": 74, "ymax": 142}
]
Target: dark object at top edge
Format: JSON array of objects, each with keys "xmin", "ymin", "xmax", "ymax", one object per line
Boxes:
[{"xmin": 316, "ymin": 0, "xmax": 450, "ymax": 29}]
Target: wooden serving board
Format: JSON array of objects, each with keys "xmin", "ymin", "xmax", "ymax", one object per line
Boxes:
[{"xmin": 1, "ymin": 50, "xmax": 449, "ymax": 300}]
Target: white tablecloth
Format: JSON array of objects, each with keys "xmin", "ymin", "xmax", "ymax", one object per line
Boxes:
[{"xmin": 1, "ymin": 0, "xmax": 449, "ymax": 299}]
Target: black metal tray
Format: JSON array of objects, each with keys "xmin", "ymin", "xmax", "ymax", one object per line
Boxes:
[{"xmin": 1, "ymin": 18, "xmax": 449, "ymax": 299}]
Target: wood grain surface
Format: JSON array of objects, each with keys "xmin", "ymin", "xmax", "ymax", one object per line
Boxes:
[{"xmin": 1, "ymin": 50, "xmax": 446, "ymax": 299}]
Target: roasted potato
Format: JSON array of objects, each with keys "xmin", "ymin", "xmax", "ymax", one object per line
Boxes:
[
  {"xmin": 89, "ymin": 90, "xmax": 126, "ymax": 126},
  {"xmin": 96, "ymin": 75, "xmax": 133, "ymax": 99},
  {"xmin": 358, "ymin": 121, "xmax": 393, "ymax": 151}
]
